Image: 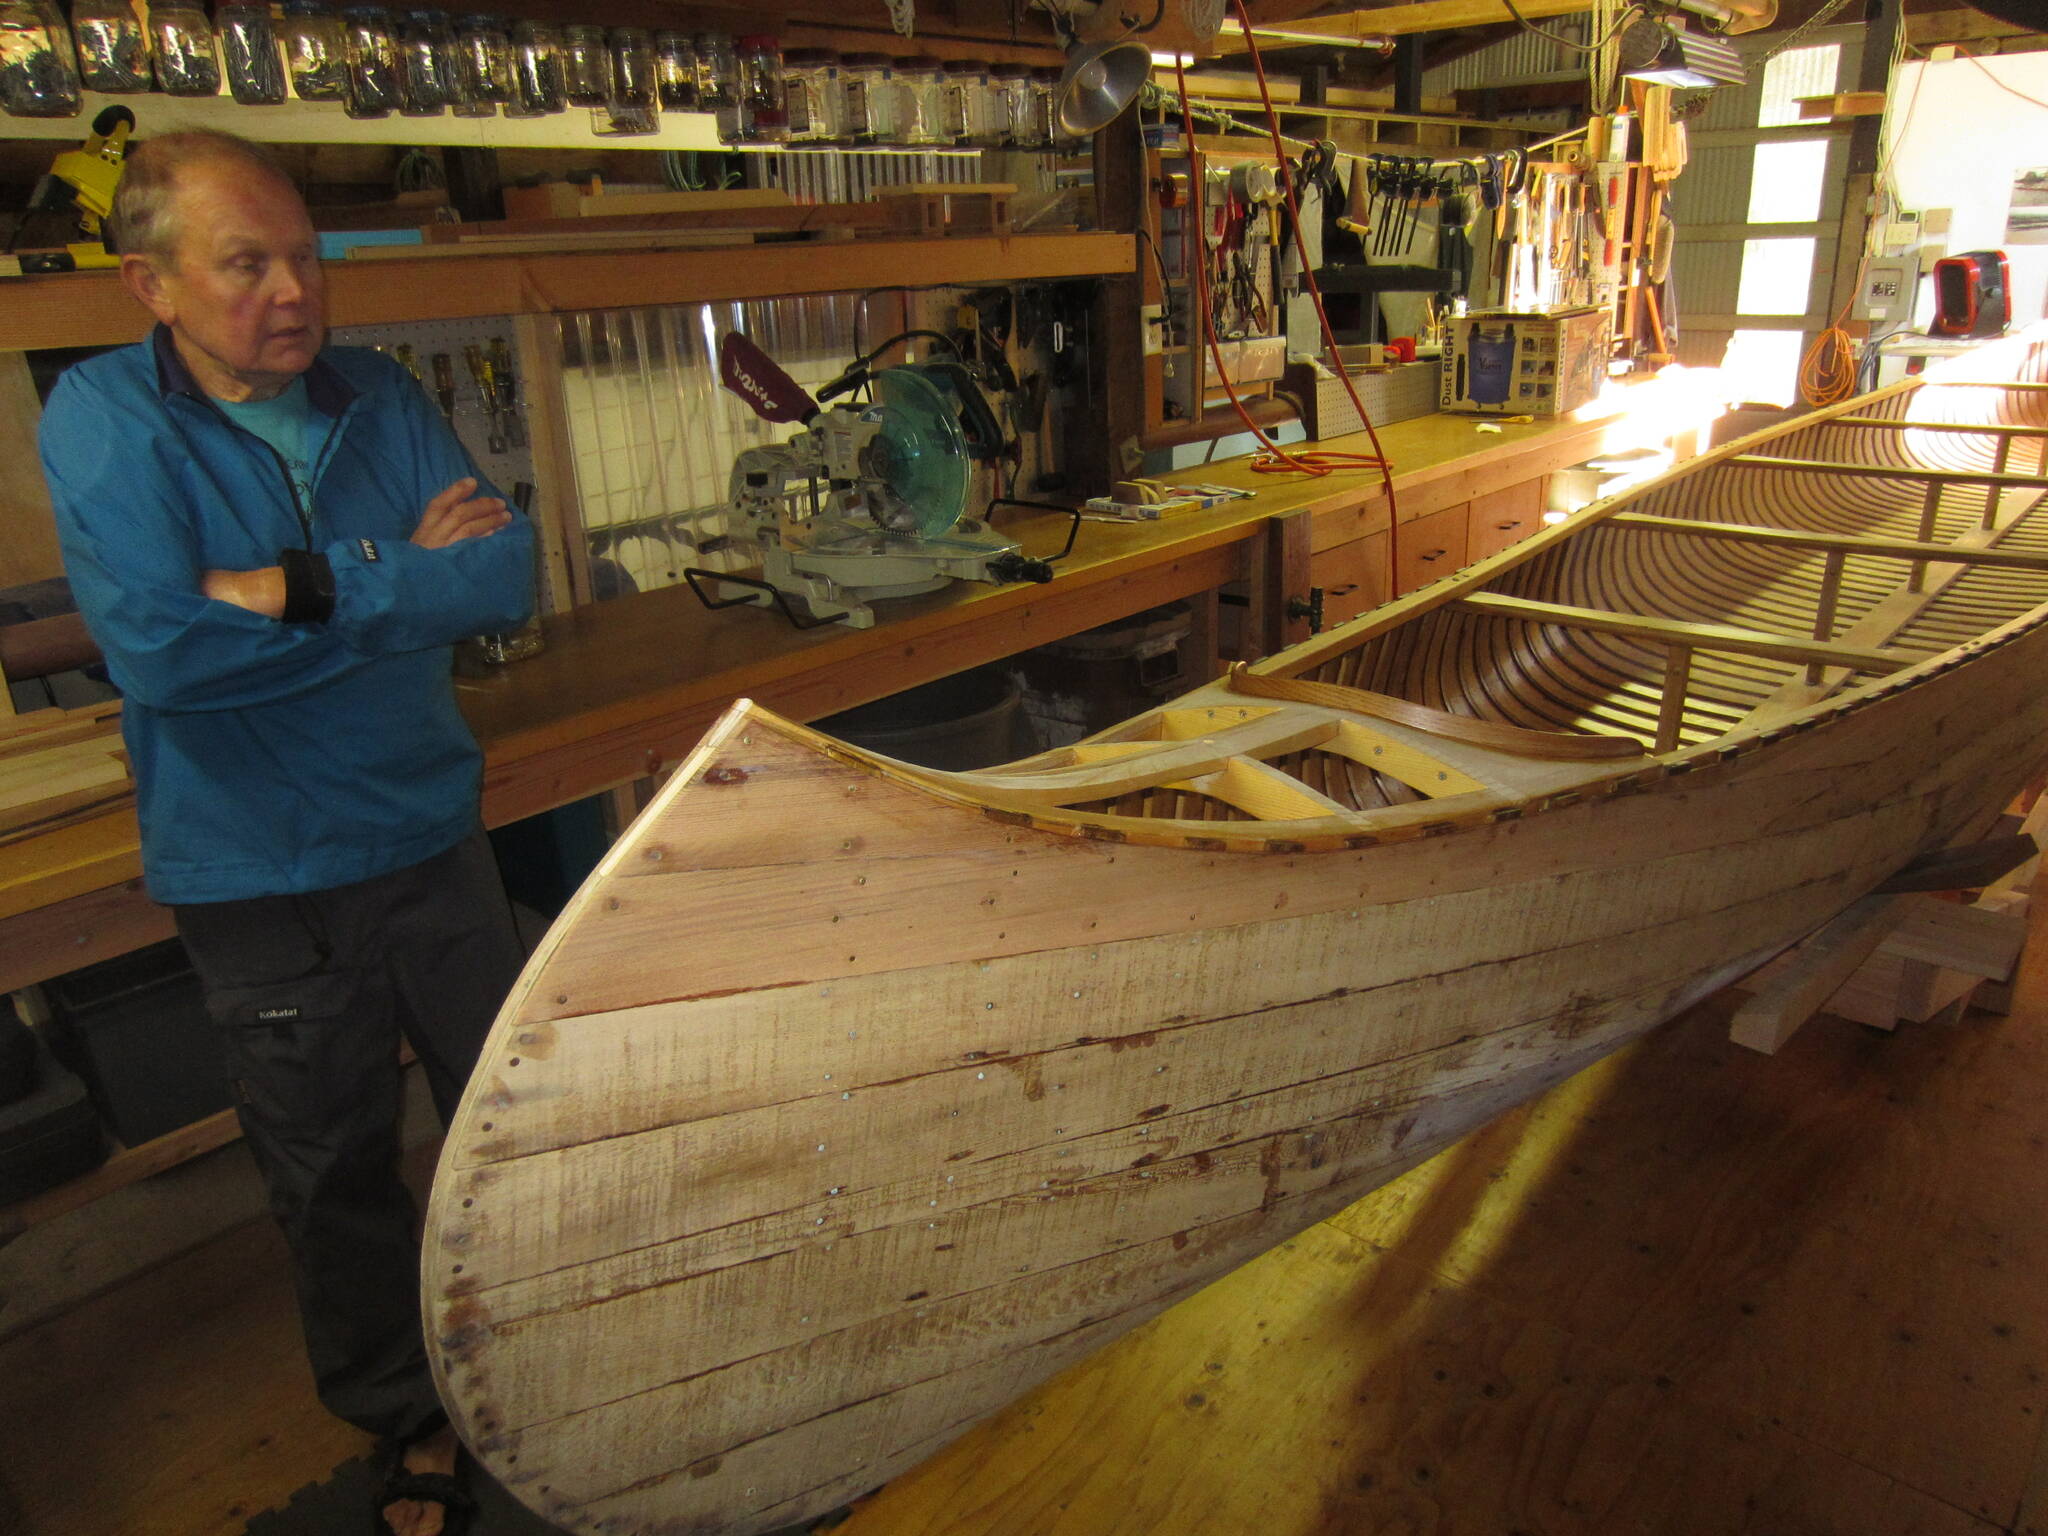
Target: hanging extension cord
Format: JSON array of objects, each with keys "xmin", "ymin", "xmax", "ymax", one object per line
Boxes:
[{"xmin": 1169, "ymin": 58, "xmax": 1390, "ymax": 488}]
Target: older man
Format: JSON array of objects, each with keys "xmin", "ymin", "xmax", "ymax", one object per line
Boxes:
[{"xmin": 39, "ymin": 131, "xmax": 533, "ymax": 1536}]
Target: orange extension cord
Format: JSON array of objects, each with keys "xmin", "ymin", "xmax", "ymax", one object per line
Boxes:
[{"xmin": 1166, "ymin": 3, "xmax": 1404, "ymax": 567}]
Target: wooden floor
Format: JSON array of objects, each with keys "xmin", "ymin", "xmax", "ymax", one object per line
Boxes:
[{"xmin": 8, "ymin": 920, "xmax": 2048, "ymax": 1536}]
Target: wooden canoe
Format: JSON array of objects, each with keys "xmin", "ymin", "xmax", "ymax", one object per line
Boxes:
[{"xmin": 424, "ymin": 332, "xmax": 2048, "ymax": 1534}]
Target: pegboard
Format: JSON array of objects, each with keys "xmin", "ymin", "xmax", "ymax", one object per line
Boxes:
[{"xmin": 330, "ymin": 315, "xmax": 537, "ymax": 505}]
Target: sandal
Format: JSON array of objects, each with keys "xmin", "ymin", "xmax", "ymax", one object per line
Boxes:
[{"xmin": 371, "ymin": 1436, "xmax": 477, "ymax": 1536}]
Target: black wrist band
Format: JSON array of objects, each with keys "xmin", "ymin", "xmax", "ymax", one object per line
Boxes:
[{"xmin": 278, "ymin": 547, "xmax": 336, "ymax": 625}]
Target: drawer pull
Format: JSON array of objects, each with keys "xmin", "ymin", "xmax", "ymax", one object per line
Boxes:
[
  {"xmin": 1419, "ymin": 549, "xmax": 1448, "ymax": 562},
  {"xmin": 1496, "ymin": 519, "xmax": 1522, "ymax": 531}
]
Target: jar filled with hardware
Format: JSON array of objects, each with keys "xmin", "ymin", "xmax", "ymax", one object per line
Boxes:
[
  {"xmin": 989, "ymin": 62, "xmax": 1035, "ymax": 147},
  {"xmin": 558, "ymin": 20, "xmax": 606, "ymax": 106},
  {"xmin": 509, "ymin": 17, "xmax": 561, "ymax": 112},
  {"xmin": 0, "ymin": 0, "xmax": 78, "ymax": 116},
  {"xmin": 455, "ymin": 12, "xmax": 513, "ymax": 105},
  {"xmin": 734, "ymin": 33, "xmax": 785, "ymax": 142},
  {"xmin": 651, "ymin": 29, "xmax": 693, "ymax": 109},
  {"xmin": 395, "ymin": 8, "xmax": 458, "ymax": 112},
  {"xmin": 1038, "ymin": 64, "xmax": 1077, "ymax": 149},
  {"xmin": 280, "ymin": 0, "xmax": 349, "ymax": 100},
  {"xmin": 896, "ymin": 54, "xmax": 947, "ymax": 145},
  {"xmin": 148, "ymin": 0, "xmax": 218, "ymax": 95},
  {"xmin": 781, "ymin": 47, "xmax": 835, "ymax": 143},
  {"xmin": 70, "ymin": 0, "xmax": 148, "ymax": 94},
  {"xmin": 942, "ymin": 57, "xmax": 997, "ymax": 146},
  {"xmin": 339, "ymin": 5, "xmax": 397, "ymax": 113},
  {"xmin": 836, "ymin": 51, "xmax": 895, "ymax": 146},
  {"xmin": 217, "ymin": 0, "xmax": 288, "ymax": 103},
  {"xmin": 599, "ymin": 25, "xmax": 656, "ymax": 133},
  {"xmin": 697, "ymin": 30, "xmax": 740, "ymax": 141}
]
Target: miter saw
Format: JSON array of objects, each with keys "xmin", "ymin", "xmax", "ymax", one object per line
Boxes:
[{"xmin": 687, "ymin": 332, "xmax": 1054, "ymax": 630}]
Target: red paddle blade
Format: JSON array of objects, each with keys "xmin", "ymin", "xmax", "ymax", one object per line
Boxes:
[{"xmin": 719, "ymin": 332, "xmax": 817, "ymax": 423}]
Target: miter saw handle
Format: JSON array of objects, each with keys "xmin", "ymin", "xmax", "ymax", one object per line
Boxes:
[
  {"xmin": 718, "ymin": 332, "xmax": 819, "ymax": 424},
  {"xmin": 916, "ymin": 360, "xmax": 1006, "ymax": 461}
]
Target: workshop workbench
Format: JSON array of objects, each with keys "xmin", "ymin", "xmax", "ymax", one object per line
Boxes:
[{"xmin": 0, "ymin": 400, "xmax": 1646, "ymax": 1004}]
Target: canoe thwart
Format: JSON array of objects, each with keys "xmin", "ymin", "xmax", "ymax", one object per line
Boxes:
[
  {"xmin": 1727, "ymin": 454, "xmax": 2048, "ymax": 487},
  {"xmin": 1226, "ymin": 664, "xmax": 1646, "ymax": 761},
  {"xmin": 1602, "ymin": 513, "xmax": 2048, "ymax": 571},
  {"xmin": 1454, "ymin": 593, "xmax": 1913, "ymax": 677}
]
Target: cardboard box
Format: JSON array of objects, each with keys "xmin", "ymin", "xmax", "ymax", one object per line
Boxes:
[{"xmin": 1442, "ymin": 307, "xmax": 1609, "ymax": 417}]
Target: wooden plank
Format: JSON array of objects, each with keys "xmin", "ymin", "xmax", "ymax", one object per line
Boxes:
[
  {"xmin": 1730, "ymin": 895, "xmax": 1909, "ymax": 1054},
  {"xmin": 0, "ymin": 350, "xmax": 62, "ymax": 590},
  {"xmin": 1602, "ymin": 511, "xmax": 2048, "ymax": 571},
  {"xmin": 1454, "ymin": 592, "xmax": 1913, "ymax": 675},
  {"xmin": 0, "ymin": 234, "xmax": 1139, "ymax": 350}
]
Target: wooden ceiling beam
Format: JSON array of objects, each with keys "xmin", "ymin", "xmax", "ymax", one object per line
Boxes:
[{"xmin": 1213, "ymin": 0, "xmax": 1592, "ymax": 50}]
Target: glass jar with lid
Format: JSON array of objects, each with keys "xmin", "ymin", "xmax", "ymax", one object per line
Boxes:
[
  {"xmin": 605, "ymin": 26, "xmax": 653, "ymax": 108},
  {"xmin": 280, "ymin": 0, "xmax": 349, "ymax": 100},
  {"xmin": 837, "ymin": 51, "xmax": 896, "ymax": 146},
  {"xmin": 988, "ymin": 62, "xmax": 1034, "ymax": 146},
  {"xmin": 781, "ymin": 47, "xmax": 835, "ymax": 143},
  {"xmin": 559, "ymin": 20, "xmax": 605, "ymax": 106},
  {"xmin": 455, "ymin": 13, "xmax": 512, "ymax": 103},
  {"xmin": 71, "ymin": 0, "xmax": 148, "ymax": 94},
  {"xmin": 149, "ymin": 0, "xmax": 219, "ymax": 94},
  {"xmin": 734, "ymin": 33, "xmax": 784, "ymax": 142},
  {"xmin": 1030, "ymin": 66, "xmax": 1063, "ymax": 149},
  {"xmin": 652, "ymin": 30, "xmax": 693, "ymax": 109},
  {"xmin": 696, "ymin": 30, "xmax": 740, "ymax": 142},
  {"xmin": 339, "ymin": 6, "xmax": 397, "ymax": 113},
  {"xmin": 217, "ymin": 0, "xmax": 287, "ymax": 103},
  {"xmin": 509, "ymin": 18, "xmax": 561, "ymax": 113},
  {"xmin": 941, "ymin": 57, "xmax": 994, "ymax": 145},
  {"xmin": 895, "ymin": 55, "xmax": 945, "ymax": 146},
  {"xmin": 0, "ymin": 0, "xmax": 79, "ymax": 116},
  {"xmin": 395, "ymin": 8, "xmax": 455, "ymax": 113}
]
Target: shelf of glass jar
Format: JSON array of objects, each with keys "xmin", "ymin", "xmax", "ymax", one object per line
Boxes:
[{"xmin": 0, "ymin": 7, "xmax": 1074, "ymax": 152}]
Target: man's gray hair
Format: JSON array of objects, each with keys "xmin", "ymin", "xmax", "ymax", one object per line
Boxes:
[{"xmin": 110, "ymin": 131, "xmax": 294, "ymax": 262}]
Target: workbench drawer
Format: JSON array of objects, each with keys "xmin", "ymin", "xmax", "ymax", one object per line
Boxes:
[
  {"xmin": 1394, "ymin": 504, "xmax": 1468, "ymax": 595},
  {"xmin": 1312, "ymin": 533, "xmax": 1389, "ymax": 629},
  {"xmin": 1467, "ymin": 479, "xmax": 1544, "ymax": 562}
]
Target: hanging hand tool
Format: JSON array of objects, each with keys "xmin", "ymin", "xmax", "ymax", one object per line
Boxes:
[
  {"xmin": 463, "ymin": 343, "xmax": 507, "ymax": 454},
  {"xmin": 487, "ymin": 336, "xmax": 527, "ymax": 448},
  {"xmin": 391, "ymin": 343, "xmax": 422, "ymax": 385},
  {"xmin": 430, "ymin": 351, "xmax": 458, "ymax": 424}
]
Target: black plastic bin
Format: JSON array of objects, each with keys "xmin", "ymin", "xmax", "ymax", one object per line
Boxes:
[
  {"xmin": 0, "ymin": 1003, "xmax": 106, "ymax": 1203},
  {"xmin": 42, "ymin": 939, "xmax": 229, "ymax": 1147}
]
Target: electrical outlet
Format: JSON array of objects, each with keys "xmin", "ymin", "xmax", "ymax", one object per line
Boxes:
[
  {"xmin": 1141, "ymin": 303, "xmax": 1165, "ymax": 357},
  {"xmin": 1862, "ymin": 259, "xmax": 1915, "ymax": 328}
]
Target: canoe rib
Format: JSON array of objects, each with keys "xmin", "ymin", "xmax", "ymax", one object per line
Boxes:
[{"xmin": 425, "ymin": 327, "xmax": 2048, "ymax": 1536}]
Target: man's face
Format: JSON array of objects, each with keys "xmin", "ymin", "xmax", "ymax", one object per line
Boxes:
[{"xmin": 122, "ymin": 160, "xmax": 326, "ymax": 401}]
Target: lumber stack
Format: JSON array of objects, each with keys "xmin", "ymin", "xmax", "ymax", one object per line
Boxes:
[{"xmin": 0, "ymin": 704, "xmax": 130, "ymax": 844}]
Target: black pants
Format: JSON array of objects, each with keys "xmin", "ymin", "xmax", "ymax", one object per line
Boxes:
[{"xmin": 172, "ymin": 831, "xmax": 525, "ymax": 1444}]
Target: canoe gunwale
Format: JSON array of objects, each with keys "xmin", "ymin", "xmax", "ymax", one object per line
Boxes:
[{"xmin": 768, "ymin": 590, "xmax": 2048, "ymax": 854}]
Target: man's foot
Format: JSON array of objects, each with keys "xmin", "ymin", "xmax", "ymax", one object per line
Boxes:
[{"xmin": 377, "ymin": 1423, "xmax": 471, "ymax": 1536}]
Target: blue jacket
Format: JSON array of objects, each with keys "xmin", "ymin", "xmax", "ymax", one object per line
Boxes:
[{"xmin": 40, "ymin": 328, "xmax": 535, "ymax": 904}]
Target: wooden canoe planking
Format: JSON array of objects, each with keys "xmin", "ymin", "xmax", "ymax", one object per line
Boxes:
[{"xmin": 449, "ymin": 859, "xmax": 1867, "ymax": 1316}]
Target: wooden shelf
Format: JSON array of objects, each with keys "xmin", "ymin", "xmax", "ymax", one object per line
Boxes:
[{"xmin": 0, "ymin": 231, "xmax": 1136, "ymax": 351}]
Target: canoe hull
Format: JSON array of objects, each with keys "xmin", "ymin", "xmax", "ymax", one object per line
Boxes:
[{"xmin": 426, "ymin": 591, "xmax": 2048, "ymax": 1534}]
